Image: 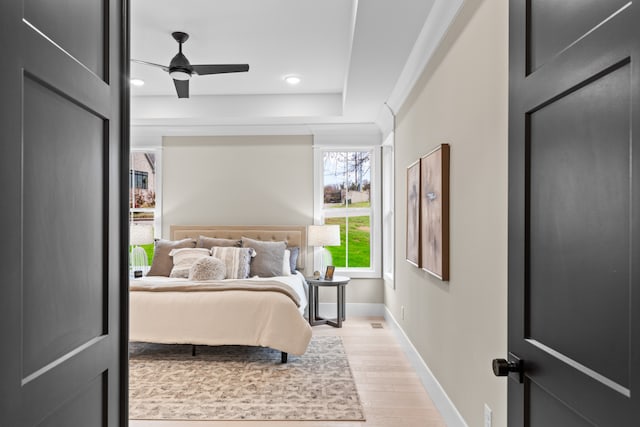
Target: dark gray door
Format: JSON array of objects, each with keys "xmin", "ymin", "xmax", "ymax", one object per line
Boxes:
[
  {"xmin": 507, "ymin": 1, "xmax": 639, "ymax": 425},
  {"xmin": 0, "ymin": 0, "xmax": 128, "ymax": 426}
]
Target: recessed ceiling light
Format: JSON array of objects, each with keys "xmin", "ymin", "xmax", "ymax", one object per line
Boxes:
[
  {"xmin": 283, "ymin": 75, "xmax": 301, "ymax": 85},
  {"xmin": 131, "ymin": 78, "xmax": 145, "ymax": 87}
]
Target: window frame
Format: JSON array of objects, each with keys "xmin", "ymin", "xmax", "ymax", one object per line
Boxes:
[
  {"xmin": 313, "ymin": 146, "xmax": 381, "ymax": 278},
  {"xmin": 382, "ymin": 133, "xmax": 395, "ymax": 284}
]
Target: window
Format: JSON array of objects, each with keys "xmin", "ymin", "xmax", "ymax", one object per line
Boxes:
[
  {"xmin": 129, "ymin": 152, "xmax": 156, "ymax": 212},
  {"xmin": 129, "ymin": 150, "xmax": 161, "ymax": 269},
  {"xmin": 130, "ymin": 170, "xmax": 148, "ymax": 189},
  {"xmin": 315, "ymin": 148, "xmax": 381, "ymax": 277}
]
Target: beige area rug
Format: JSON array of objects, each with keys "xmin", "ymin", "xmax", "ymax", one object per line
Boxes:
[{"xmin": 129, "ymin": 336, "xmax": 365, "ymax": 421}]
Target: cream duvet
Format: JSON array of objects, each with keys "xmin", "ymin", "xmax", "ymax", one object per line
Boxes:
[{"xmin": 129, "ymin": 272, "xmax": 312, "ymax": 355}]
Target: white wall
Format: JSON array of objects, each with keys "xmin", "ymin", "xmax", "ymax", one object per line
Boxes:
[
  {"xmin": 162, "ymin": 135, "xmax": 313, "ymax": 234},
  {"xmin": 162, "ymin": 134, "xmax": 383, "ymax": 304},
  {"xmin": 385, "ymin": 0, "xmax": 508, "ymax": 426}
]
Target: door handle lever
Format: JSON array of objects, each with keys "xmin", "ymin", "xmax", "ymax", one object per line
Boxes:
[
  {"xmin": 492, "ymin": 353, "xmax": 523, "ymax": 383},
  {"xmin": 492, "ymin": 359, "xmax": 519, "ymax": 376}
]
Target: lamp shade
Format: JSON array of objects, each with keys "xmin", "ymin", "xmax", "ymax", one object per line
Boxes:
[
  {"xmin": 308, "ymin": 224, "xmax": 341, "ymax": 247},
  {"xmin": 130, "ymin": 224, "xmax": 154, "ymax": 246}
]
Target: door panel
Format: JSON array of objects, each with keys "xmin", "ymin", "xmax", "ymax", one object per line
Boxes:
[
  {"xmin": 35, "ymin": 372, "xmax": 107, "ymax": 427},
  {"xmin": 509, "ymin": 0, "xmax": 639, "ymax": 425},
  {"xmin": 528, "ymin": 381, "xmax": 591, "ymax": 427},
  {"xmin": 23, "ymin": 23, "xmax": 111, "ymax": 116},
  {"xmin": 24, "ymin": 0, "xmax": 107, "ymax": 79},
  {"xmin": 529, "ymin": 0, "xmax": 629, "ymax": 72},
  {"xmin": 22, "ymin": 75, "xmax": 106, "ymax": 378},
  {"xmin": 528, "ymin": 62, "xmax": 631, "ymax": 388},
  {"xmin": 0, "ymin": 0, "xmax": 127, "ymax": 425}
]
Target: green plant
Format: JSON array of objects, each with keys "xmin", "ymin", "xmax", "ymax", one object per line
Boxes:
[{"xmin": 129, "ymin": 243, "xmax": 155, "ymax": 267}]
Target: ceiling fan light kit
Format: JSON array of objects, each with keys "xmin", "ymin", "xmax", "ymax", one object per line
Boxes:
[
  {"xmin": 132, "ymin": 31, "xmax": 250, "ymax": 98},
  {"xmin": 284, "ymin": 74, "xmax": 301, "ymax": 85},
  {"xmin": 169, "ymin": 70, "xmax": 191, "ymax": 81}
]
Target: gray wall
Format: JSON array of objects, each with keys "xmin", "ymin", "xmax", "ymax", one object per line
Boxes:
[
  {"xmin": 161, "ymin": 134, "xmax": 383, "ymax": 304},
  {"xmin": 386, "ymin": 1, "xmax": 508, "ymax": 426}
]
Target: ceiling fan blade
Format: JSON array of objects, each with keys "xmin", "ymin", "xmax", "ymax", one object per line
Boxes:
[
  {"xmin": 131, "ymin": 59, "xmax": 170, "ymax": 72},
  {"xmin": 173, "ymin": 79, "xmax": 189, "ymax": 98},
  {"xmin": 192, "ymin": 64, "xmax": 249, "ymax": 75}
]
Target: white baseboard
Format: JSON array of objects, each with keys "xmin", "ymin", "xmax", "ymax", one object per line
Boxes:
[
  {"xmin": 384, "ymin": 307, "xmax": 468, "ymax": 427},
  {"xmin": 317, "ymin": 302, "xmax": 385, "ymax": 318}
]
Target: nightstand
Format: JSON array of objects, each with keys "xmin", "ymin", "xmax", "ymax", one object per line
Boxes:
[{"xmin": 306, "ymin": 275, "xmax": 350, "ymax": 328}]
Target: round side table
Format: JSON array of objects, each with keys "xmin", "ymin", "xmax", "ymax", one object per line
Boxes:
[{"xmin": 305, "ymin": 275, "xmax": 350, "ymax": 328}]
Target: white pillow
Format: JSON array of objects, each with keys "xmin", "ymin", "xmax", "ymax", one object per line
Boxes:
[
  {"xmin": 282, "ymin": 249, "xmax": 292, "ymax": 276},
  {"xmin": 168, "ymin": 247, "xmax": 211, "ymax": 278}
]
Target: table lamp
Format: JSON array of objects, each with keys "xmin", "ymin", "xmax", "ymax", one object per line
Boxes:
[
  {"xmin": 130, "ymin": 224, "xmax": 154, "ymax": 276},
  {"xmin": 308, "ymin": 224, "xmax": 341, "ymax": 277}
]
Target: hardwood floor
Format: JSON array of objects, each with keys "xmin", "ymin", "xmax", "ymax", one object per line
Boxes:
[{"xmin": 130, "ymin": 317, "xmax": 446, "ymax": 427}]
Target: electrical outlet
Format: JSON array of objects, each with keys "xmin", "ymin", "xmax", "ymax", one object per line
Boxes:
[
  {"xmin": 484, "ymin": 404, "xmax": 492, "ymax": 427},
  {"xmin": 401, "ymin": 305, "xmax": 405, "ymax": 320}
]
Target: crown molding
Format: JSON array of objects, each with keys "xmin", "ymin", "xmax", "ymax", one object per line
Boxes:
[
  {"xmin": 377, "ymin": 0, "xmax": 465, "ymax": 131},
  {"xmin": 130, "ymin": 122, "xmax": 382, "ymax": 148}
]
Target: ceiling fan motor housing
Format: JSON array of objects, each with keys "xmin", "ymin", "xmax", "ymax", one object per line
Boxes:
[{"xmin": 169, "ymin": 52, "xmax": 192, "ymax": 80}]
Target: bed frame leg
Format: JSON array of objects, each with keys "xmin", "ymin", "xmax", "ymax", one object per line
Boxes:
[
  {"xmin": 192, "ymin": 345, "xmax": 196, "ymax": 356},
  {"xmin": 281, "ymin": 352, "xmax": 288, "ymax": 363}
]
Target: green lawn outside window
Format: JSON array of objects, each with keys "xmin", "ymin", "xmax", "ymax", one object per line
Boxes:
[{"xmin": 325, "ymin": 216, "xmax": 371, "ymax": 268}]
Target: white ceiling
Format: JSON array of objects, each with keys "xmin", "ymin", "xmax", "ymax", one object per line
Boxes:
[
  {"xmin": 130, "ymin": 0, "xmax": 463, "ymax": 134},
  {"xmin": 131, "ymin": 0, "xmax": 353, "ymax": 96}
]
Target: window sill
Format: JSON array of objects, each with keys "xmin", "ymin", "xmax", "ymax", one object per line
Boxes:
[{"xmin": 334, "ymin": 269, "xmax": 381, "ymax": 279}]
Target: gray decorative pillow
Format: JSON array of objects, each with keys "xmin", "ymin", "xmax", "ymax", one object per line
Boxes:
[
  {"xmin": 168, "ymin": 248, "xmax": 211, "ymax": 278},
  {"xmin": 189, "ymin": 257, "xmax": 226, "ymax": 281},
  {"xmin": 210, "ymin": 246, "xmax": 255, "ymax": 279},
  {"xmin": 288, "ymin": 246, "xmax": 300, "ymax": 271},
  {"xmin": 197, "ymin": 235, "xmax": 242, "ymax": 249},
  {"xmin": 242, "ymin": 237, "xmax": 286, "ymax": 277},
  {"xmin": 147, "ymin": 238, "xmax": 196, "ymax": 277}
]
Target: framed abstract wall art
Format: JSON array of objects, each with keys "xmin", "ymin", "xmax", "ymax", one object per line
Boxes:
[
  {"xmin": 420, "ymin": 144, "xmax": 450, "ymax": 281},
  {"xmin": 406, "ymin": 160, "xmax": 421, "ymax": 267}
]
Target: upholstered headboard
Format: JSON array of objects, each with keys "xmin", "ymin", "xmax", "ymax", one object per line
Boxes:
[{"xmin": 170, "ymin": 225, "xmax": 307, "ymax": 271}]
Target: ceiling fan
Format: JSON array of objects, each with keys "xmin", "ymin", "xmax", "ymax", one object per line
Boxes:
[{"xmin": 132, "ymin": 31, "xmax": 249, "ymax": 99}]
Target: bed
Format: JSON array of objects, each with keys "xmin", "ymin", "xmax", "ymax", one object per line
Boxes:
[{"xmin": 129, "ymin": 225, "xmax": 312, "ymax": 362}]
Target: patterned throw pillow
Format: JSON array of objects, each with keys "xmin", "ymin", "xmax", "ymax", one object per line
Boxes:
[
  {"xmin": 188, "ymin": 257, "xmax": 226, "ymax": 281},
  {"xmin": 210, "ymin": 247, "xmax": 255, "ymax": 279},
  {"xmin": 168, "ymin": 248, "xmax": 211, "ymax": 278}
]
